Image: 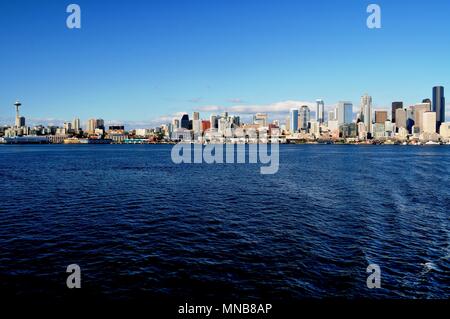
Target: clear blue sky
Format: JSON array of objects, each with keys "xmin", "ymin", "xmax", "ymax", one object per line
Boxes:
[{"xmin": 0, "ymin": 0, "xmax": 449, "ymax": 127}]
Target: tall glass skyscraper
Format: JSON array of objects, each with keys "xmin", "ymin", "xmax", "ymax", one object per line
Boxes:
[
  {"xmin": 180, "ymin": 114, "xmax": 190, "ymax": 129},
  {"xmin": 432, "ymin": 86, "xmax": 445, "ymax": 132},
  {"xmin": 338, "ymin": 101, "xmax": 353, "ymax": 125},
  {"xmin": 360, "ymin": 94, "xmax": 372, "ymax": 132},
  {"xmin": 316, "ymin": 99, "xmax": 324, "ymax": 124},
  {"xmin": 299, "ymin": 105, "xmax": 311, "ymax": 131},
  {"xmin": 290, "ymin": 108, "xmax": 299, "ymax": 133}
]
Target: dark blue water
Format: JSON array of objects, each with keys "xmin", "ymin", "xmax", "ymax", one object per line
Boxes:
[{"xmin": 0, "ymin": 144, "xmax": 449, "ymax": 301}]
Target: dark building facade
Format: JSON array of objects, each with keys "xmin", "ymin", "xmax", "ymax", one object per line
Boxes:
[
  {"xmin": 391, "ymin": 102, "xmax": 403, "ymax": 123},
  {"xmin": 432, "ymin": 86, "xmax": 445, "ymax": 132},
  {"xmin": 180, "ymin": 114, "xmax": 190, "ymax": 129}
]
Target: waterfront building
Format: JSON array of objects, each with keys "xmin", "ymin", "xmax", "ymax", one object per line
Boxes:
[
  {"xmin": 391, "ymin": 102, "xmax": 403, "ymax": 123},
  {"xmin": 108, "ymin": 125, "xmax": 125, "ymax": 134},
  {"xmin": 357, "ymin": 122, "xmax": 367, "ymax": 140},
  {"xmin": 309, "ymin": 120, "xmax": 320, "ymax": 137},
  {"xmin": 385, "ymin": 120, "xmax": 395, "ymax": 137},
  {"xmin": 423, "ymin": 111, "xmax": 437, "ymax": 134},
  {"xmin": 290, "ymin": 108, "xmax": 299, "ymax": 133},
  {"xmin": 328, "ymin": 110, "xmax": 336, "ymax": 122},
  {"xmin": 397, "ymin": 127, "xmax": 408, "ymax": 140},
  {"xmin": 439, "ymin": 122, "xmax": 450, "ymax": 139},
  {"xmin": 327, "ymin": 120, "xmax": 339, "ymax": 133},
  {"xmin": 107, "ymin": 133, "xmax": 126, "ymax": 144},
  {"xmin": 432, "ymin": 86, "xmax": 445, "ymax": 132},
  {"xmin": 298, "ymin": 105, "xmax": 310, "ymax": 131},
  {"xmin": 339, "ymin": 123, "xmax": 357, "ymax": 138},
  {"xmin": 372, "ymin": 123, "xmax": 386, "ymax": 139},
  {"xmin": 316, "ymin": 99, "xmax": 325, "ymax": 123}
]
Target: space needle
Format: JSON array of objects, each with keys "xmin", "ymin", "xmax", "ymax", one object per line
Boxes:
[{"xmin": 14, "ymin": 100, "xmax": 23, "ymax": 127}]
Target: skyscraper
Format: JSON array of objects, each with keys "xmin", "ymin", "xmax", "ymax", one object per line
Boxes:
[
  {"xmin": 299, "ymin": 105, "xmax": 310, "ymax": 131},
  {"xmin": 432, "ymin": 86, "xmax": 445, "ymax": 132},
  {"xmin": 87, "ymin": 119, "xmax": 97, "ymax": 133},
  {"xmin": 209, "ymin": 115, "xmax": 217, "ymax": 129},
  {"xmin": 180, "ymin": 114, "xmax": 190, "ymax": 129},
  {"xmin": 423, "ymin": 112, "xmax": 437, "ymax": 134},
  {"xmin": 375, "ymin": 110, "xmax": 388, "ymax": 124},
  {"xmin": 360, "ymin": 94, "xmax": 372, "ymax": 132},
  {"xmin": 193, "ymin": 112, "xmax": 200, "ymax": 121},
  {"xmin": 395, "ymin": 108, "xmax": 407, "ymax": 130},
  {"xmin": 290, "ymin": 108, "xmax": 299, "ymax": 133},
  {"xmin": 411, "ymin": 103, "xmax": 431, "ymax": 132},
  {"xmin": 96, "ymin": 119, "xmax": 105, "ymax": 131},
  {"xmin": 337, "ymin": 101, "xmax": 353, "ymax": 125},
  {"xmin": 192, "ymin": 112, "xmax": 201, "ymax": 133},
  {"xmin": 316, "ymin": 99, "xmax": 324, "ymax": 124},
  {"xmin": 253, "ymin": 113, "xmax": 268, "ymax": 127},
  {"xmin": 391, "ymin": 102, "xmax": 403, "ymax": 123},
  {"xmin": 72, "ymin": 118, "xmax": 81, "ymax": 132}
]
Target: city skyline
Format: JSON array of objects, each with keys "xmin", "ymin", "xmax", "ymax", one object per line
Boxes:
[{"xmin": 1, "ymin": 0, "xmax": 450, "ymax": 126}]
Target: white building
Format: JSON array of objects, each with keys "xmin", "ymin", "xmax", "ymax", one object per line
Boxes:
[{"xmin": 423, "ymin": 112, "xmax": 437, "ymax": 134}]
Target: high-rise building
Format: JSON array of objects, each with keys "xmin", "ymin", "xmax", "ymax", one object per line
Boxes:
[
  {"xmin": 193, "ymin": 112, "xmax": 200, "ymax": 121},
  {"xmin": 201, "ymin": 120, "xmax": 211, "ymax": 131},
  {"xmin": 328, "ymin": 110, "xmax": 336, "ymax": 122},
  {"xmin": 72, "ymin": 118, "xmax": 81, "ymax": 132},
  {"xmin": 210, "ymin": 115, "xmax": 218, "ymax": 129},
  {"xmin": 180, "ymin": 114, "xmax": 190, "ymax": 129},
  {"xmin": 432, "ymin": 86, "xmax": 445, "ymax": 132},
  {"xmin": 290, "ymin": 108, "xmax": 299, "ymax": 133},
  {"xmin": 87, "ymin": 119, "xmax": 97, "ymax": 133},
  {"xmin": 422, "ymin": 98, "xmax": 432, "ymax": 106},
  {"xmin": 395, "ymin": 108, "xmax": 407, "ymax": 130},
  {"xmin": 96, "ymin": 119, "xmax": 105, "ymax": 131},
  {"xmin": 298, "ymin": 105, "xmax": 310, "ymax": 131},
  {"xmin": 423, "ymin": 111, "xmax": 437, "ymax": 134},
  {"xmin": 391, "ymin": 102, "xmax": 403, "ymax": 123},
  {"xmin": 63, "ymin": 122, "xmax": 72, "ymax": 132},
  {"xmin": 316, "ymin": 99, "xmax": 324, "ymax": 123},
  {"xmin": 253, "ymin": 113, "xmax": 268, "ymax": 127},
  {"xmin": 375, "ymin": 110, "xmax": 388, "ymax": 124},
  {"xmin": 337, "ymin": 101, "xmax": 353, "ymax": 125},
  {"xmin": 360, "ymin": 94, "xmax": 372, "ymax": 132},
  {"xmin": 192, "ymin": 112, "xmax": 201, "ymax": 133},
  {"xmin": 411, "ymin": 103, "xmax": 431, "ymax": 132}
]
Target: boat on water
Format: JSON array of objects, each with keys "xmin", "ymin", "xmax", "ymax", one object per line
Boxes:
[{"xmin": 424, "ymin": 141, "xmax": 440, "ymax": 145}]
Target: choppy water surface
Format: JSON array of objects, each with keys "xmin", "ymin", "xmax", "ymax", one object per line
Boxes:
[{"xmin": 0, "ymin": 144, "xmax": 448, "ymax": 300}]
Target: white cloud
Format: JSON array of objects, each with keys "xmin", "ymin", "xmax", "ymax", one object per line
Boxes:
[{"xmin": 198, "ymin": 100, "xmax": 316, "ymax": 116}]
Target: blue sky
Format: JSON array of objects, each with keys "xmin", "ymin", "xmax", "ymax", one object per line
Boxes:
[{"xmin": 0, "ymin": 0, "xmax": 449, "ymax": 127}]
